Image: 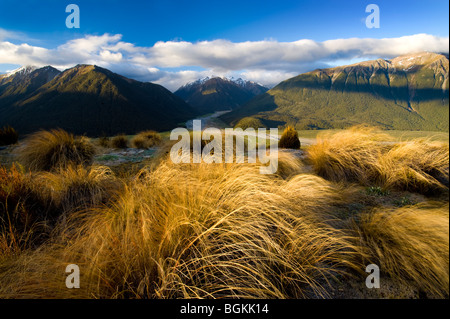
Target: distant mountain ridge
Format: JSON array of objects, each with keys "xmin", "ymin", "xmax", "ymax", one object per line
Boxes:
[
  {"xmin": 221, "ymin": 52, "xmax": 449, "ymax": 132},
  {"xmin": 175, "ymin": 76, "xmax": 269, "ymax": 114},
  {"xmin": 0, "ymin": 64, "xmax": 198, "ymax": 136}
]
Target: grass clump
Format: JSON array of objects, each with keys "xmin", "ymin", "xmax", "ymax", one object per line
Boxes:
[
  {"xmin": 365, "ymin": 186, "xmax": 390, "ymax": 197},
  {"xmin": 353, "ymin": 202, "xmax": 449, "ymax": 298},
  {"xmin": 0, "ymin": 163, "xmax": 122, "ymax": 260},
  {"xmin": 0, "ymin": 126, "xmax": 19, "ymax": 146},
  {"xmin": 15, "ymin": 129, "xmax": 95, "ymax": 172},
  {"xmin": 0, "ymin": 126, "xmax": 448, "ymax": 299},
  {"xmin": 34, "ymin": 165, "xmax": 123, "ymax": 216},
  {"xmin": 0, "ymin": 165, "xmax": 50, "ymax": 257},
  {"xmin": 111, "ymin": 135, "xmax": 129, "ymax": 149},
  {"xmin": 0, "ymin": 158, "xmax": 357, "ymax": 299},
  {"xmin": 279, "ymin": 126, "xmax": 301, "ymax": 149},
  {"xmin": 381, "ymin": 139, "xmax": 449, "ymax": 193},
  {"xmin": 131, "ymin": 131, "xmax": 162, "ymax": 149},
  {"xmin": 97, "ymin": 136, "xmax": 111, "ymax": 148},
  {"xmin": 307, "ymin": 126, "xmax": 449, "ymax": 194},
  {"xmin": 307, "ymin": 126, "xmax": 390, "ymax": 184}
]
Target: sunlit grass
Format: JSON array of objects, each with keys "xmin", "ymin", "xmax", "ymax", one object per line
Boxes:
[{"xmin": 0, "ymin": 126, "xmax": 448, "ymax": 299}]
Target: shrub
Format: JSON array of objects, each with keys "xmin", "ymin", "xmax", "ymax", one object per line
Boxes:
[
  {"xmin": 279, "ymin": 126, "xmax": 301, "ymax": 149},
  {"xmin": 131, "ymin": 131, "xmax": 162, "ymax": 149},
  {"xmin": 111, "ymin": 135, "xmax": 128, "ymax": 149},
  {"xmin": 15, "ymin": 129, "xmax": 95, "ymax": 172},
  {"xmin": 0, "ymin": 126, "xmax": 19, "ymax": 146}
]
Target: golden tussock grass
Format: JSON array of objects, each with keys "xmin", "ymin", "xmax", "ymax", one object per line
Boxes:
[
  {"xmin": 97, "ymin": 136, "xmax": 111, "ymax": 148},
  {"xmin": 279, "ymin": 126, "xmax": 301, "ymax": 149},
  {"xmin": 15, "ymin": 129, "xmax": 96, "ymax": 172},
  {"xmin": 0, "ymin": 127, "xmax": 448, "ymax": 299},
  {"xmin": 353, "ymin": 202, "xmax": 449, "ymax": 298},
  {"xmin": 131, "ymin": 131, "xmax": 162, "ymax": 149},
  {"xmin": 381, "ymin": 139, "xmax": 449, "ymax": 193},
  {"xmin": 110, "ymin": 135, "xmax": 129, "ymax": 149},
  {"xmin": 307, "ymin": 126, "xmax": 449, "ymax": 194},
  {"xmin": 34, "ymin": 165, "xmax": 123, "ymax": 216},
  {"xmin": 0, "ymin": 164, "xmax": 122, "ymax": 259},
  {"xmin": 0, "ymin": 165, "xmax": 50, "ymax": 258},
  {"xmin": 0, "ymin": 155, "xmax": 358, "ymax": 299}
]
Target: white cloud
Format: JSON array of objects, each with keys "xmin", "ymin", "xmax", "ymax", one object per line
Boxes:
[
  {"xmin": 100, "ymin": 50, "xmax": 123, "ymax": 62},
  {"xmin": 0, "ymin": 28, "xmax": 25, "ymax": 41},
  {"xmin": 0, "ymin": 32, "xmax": 448, "ymax": 91}
]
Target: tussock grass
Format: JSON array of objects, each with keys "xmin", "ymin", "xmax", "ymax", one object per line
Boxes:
[
  {"xmin": 131, "ymin": 131, "xmax": 162, "ymax": 149},
  {"xmin": 381, "ymin": 139, "xmax": 449, "ymax": 193},
  {"xmin": 110, "ymin": 135, "xmax": 129, "ymax": 149},
  {"xmin": 0, "ymin": 126, "xmax": 448, "ymax": 299},
  {"xmin": 34, "ymin": 165, "xmax": 123, "ymax": 216},
  {"xmin": 97, "ymin": 136, "xmax": 110, "ymax": 148},
  {"xmin": 273, "ymin": 150, "xmax": 304, "ymax": 179},
  {"xmin": 279, "ymin": 126, "xmax": 301, "ymax": 149},
  {"xmin": 307, "ymin": 126, "xmax": 449, "ymax": 194},
  {"xmin": 353, "ymin": 202, "xmax": 449, "ymax": 298},
  {"xmin": 15, "ymin": 129, "xmax": 95, "ymax": 172},
  {"xmin": 307, "ymin": 126, "xmax": 392, "ymax": 184},
  {"xmin": 0, "ymin": 158, "xmax": 357, "ymax": 299},
  {"xmin": 0, "ymin": 165, "xmax": 50, "ymax": 257}
]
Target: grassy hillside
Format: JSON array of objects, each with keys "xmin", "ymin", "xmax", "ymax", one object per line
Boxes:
[
  {"xmin": 222, "ymin": 53, "xmax": 449, "ymax": 132},
  {"xmin": 0, "ymin": 66, "xmax": 60, "ymax": 106}
]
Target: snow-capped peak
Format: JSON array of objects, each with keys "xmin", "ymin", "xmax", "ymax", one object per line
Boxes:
[
  {"xmin": 390, "ymin": 52, "xmax": 443, "ymax": 71},
  {"xmin": 5, "ymin": 65, "xmax": 38, "ymax": 78},
  {"xmin": 182, "ymin": 76, "xmax": 261, "ymax": 89}
]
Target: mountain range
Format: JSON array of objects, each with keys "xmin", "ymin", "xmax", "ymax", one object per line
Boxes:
[
  {"xmin": 1, "ymin": 52, "xmax": 448, "ymax": 137},
  {"xmin": 221, "ymin": 52, "xmax": 449, "ymax": 132},
  {"xmin": 0, "ymin": 65, "xmax": 197, "ymax": 136},
  {"xmin": 174, "ymin": 77, "xmax": 268, "ymax": 113}
]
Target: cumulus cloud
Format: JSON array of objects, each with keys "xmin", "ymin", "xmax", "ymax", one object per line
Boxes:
[{"xmin": 0, "ymin": 32, "xmax": 448, "ymax": 90}]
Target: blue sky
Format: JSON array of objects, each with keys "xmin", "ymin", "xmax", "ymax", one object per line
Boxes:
[{"xmin": 0, "ymin": 0, "xmax": 448, "ymax": 90}]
